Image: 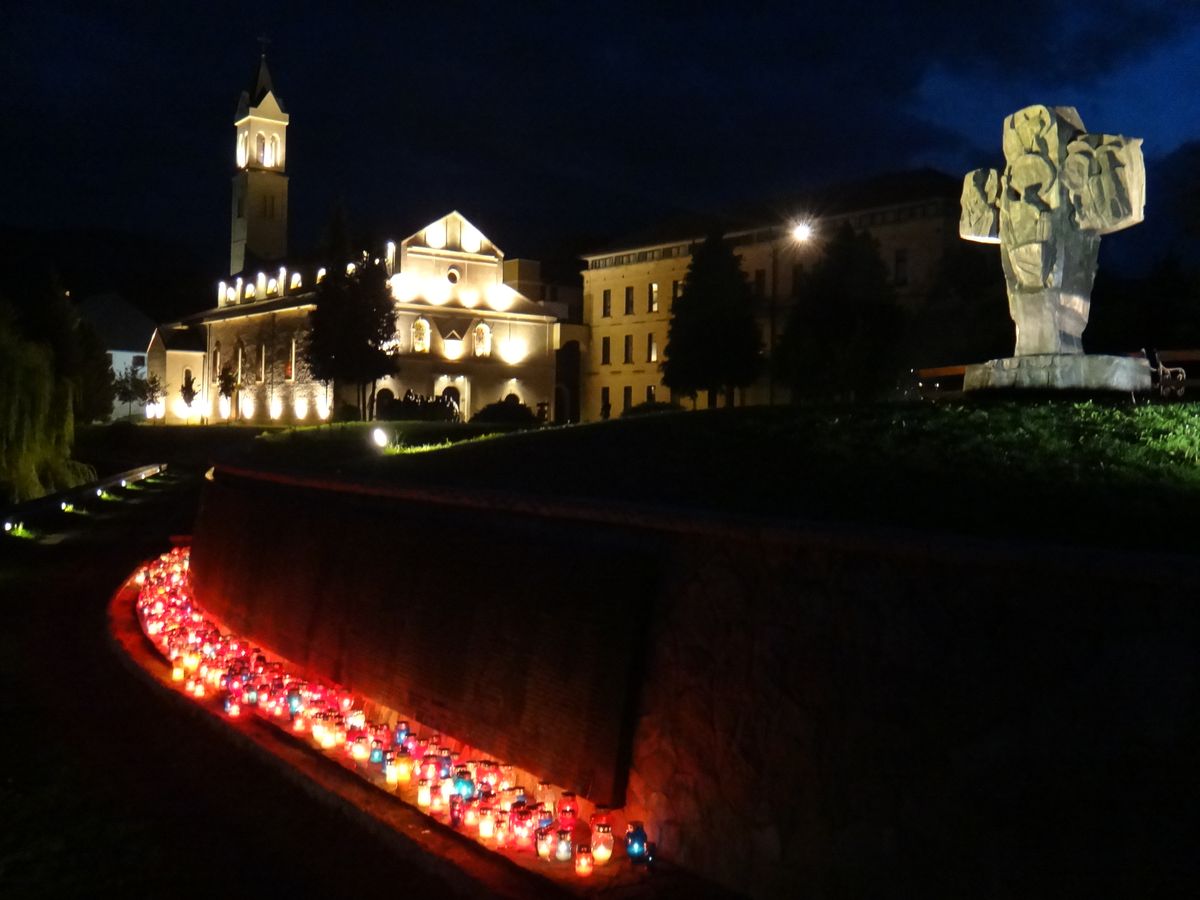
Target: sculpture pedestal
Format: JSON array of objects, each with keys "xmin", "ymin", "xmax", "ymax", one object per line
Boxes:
[{"xmin": 964, "ymin": 353, "xmax": 1151, "ymax": 393}]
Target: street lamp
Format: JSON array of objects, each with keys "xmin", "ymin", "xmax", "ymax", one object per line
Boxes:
[{"xmin": 769, "ymin": 219, "xmax": 816, "ymax": 404}]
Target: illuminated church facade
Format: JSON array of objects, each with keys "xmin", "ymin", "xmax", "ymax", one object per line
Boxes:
[{"xmin": 148, "ymin": 57, "xmax": 560, "ymax": 424}]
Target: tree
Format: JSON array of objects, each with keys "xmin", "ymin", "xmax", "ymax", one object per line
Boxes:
[
  {"xmin": 662, "ymin": 233, "xmax": 762, "ymax": 405},
  {"xmin": 217, "ymin": 364, "xmax": 236, "ymax": 421},
  {"xmin": 180, "ymin": 369, "xmax": 198, "ymax": 410},
  {"xmin": 144, "ymin": 372, "xmax": 164, "ymax": 421},
  {"xmin": 773, "ymin": 223, "xmax": 904, "ymax": 403},
  {"xmin": 113, "ymin": 364, "xmax": 147, "ymax": 419},
  {"xmin": 75, "ymin": 320, "xmax": 116, "ymax": 423},
  {"xmin": 304, "ymin": 253, "xmax": 398, "ymax": 420}
]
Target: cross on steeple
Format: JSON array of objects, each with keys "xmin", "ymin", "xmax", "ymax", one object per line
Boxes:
[{"xmin": 257, "ymin": 34, "xmax": 271, "ymax": 58}]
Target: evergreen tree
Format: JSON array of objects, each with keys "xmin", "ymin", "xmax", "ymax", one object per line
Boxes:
[
  {"xmin": 662, "ymin": 233, "xmax": 762, "ymax": 405},
  {"xmin": 76, "ymin": 320, "xmax": 115, "ymax": 423},
  {"xmin": 304, "ymin": 253, "xmax": 398, "ymax": 419},
  {"xmin": 773, "ymin": 223, "xmax": 903, "ymax": 402}
]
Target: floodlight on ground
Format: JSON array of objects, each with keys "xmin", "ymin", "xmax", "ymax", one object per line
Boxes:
[{"xmin": 371, "ymin": 427, "xmax": 389, "ymax": 449}]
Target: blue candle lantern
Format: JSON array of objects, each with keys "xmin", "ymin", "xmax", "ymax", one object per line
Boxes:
[
  {"xmin": 537, "ymin": 804, "xmax": 555, "ymax": 830},
  {"xmin": 287, "ymin": 689, "xmax": 302, "ymax": 715},
  {"xmin": 369, "ymin": 740, "xmax": 384, "ymax": 765},
  {"xmin": 454, "ymin": 766, "xmax": 475, "ymax": 800},
  {"xmin": 438, "ymin": 748, "xmax": 454, "ymax": 779},
  {"xmin": 244, "ymin": 685, "xmax": 259, "ymax": 706},
  {"xmin": 625, "ymin": 822, "xmax": 649, "ymax": 864},
  {"xmin": 394, "ymin": 720, "xmax": 409, "ymax": 746},
  {"xmin": 555, "ymin": 828, "xmax": 574, "ymax": 862}
]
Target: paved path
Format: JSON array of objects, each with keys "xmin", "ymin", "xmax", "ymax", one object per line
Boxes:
[{"xmin": 0, "ymin": 474, "xmax": 473, "ymax": 897}]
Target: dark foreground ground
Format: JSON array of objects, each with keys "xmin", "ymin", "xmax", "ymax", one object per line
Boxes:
[{"xmin": 0, "ymin": 473, "xmax": 467, "ymax": 898}]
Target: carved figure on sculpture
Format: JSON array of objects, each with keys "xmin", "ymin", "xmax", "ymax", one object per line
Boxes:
[{"xmin": 961, "ymin": 105, "xmax": 1145, "ymax": 357}]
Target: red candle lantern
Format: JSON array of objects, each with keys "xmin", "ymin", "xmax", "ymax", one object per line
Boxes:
[
  {"xmin": 557, "ymin": 792, "xmax": 579, "ymax": 829},
  {"xmin": 574, "ymin": 845, "xmax": 594, "ymax": 877}
]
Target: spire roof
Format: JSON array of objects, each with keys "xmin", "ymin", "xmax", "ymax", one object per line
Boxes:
[{"xmin": 236, "ymin": 53, "xmax": 285, "ymax": 117}]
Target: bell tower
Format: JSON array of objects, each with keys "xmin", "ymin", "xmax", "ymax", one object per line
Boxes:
[{"xmin": 230, "ymin": 52, "xmax": 289, "ymax": 276}]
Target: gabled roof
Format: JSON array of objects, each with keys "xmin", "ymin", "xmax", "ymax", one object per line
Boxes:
[
  {"xmin": 403, "ymin": 211, "xmax": 501, "ymax": 257},
  {"xmin": 235, "ymin": 54, "xmax": 285, "ymax": 118},
  {"xmin": 78, "ymin": 292, "xmax": 156, "ymax": 353},
  {"xmin": 151, "ymin": 324, "xmax": 207, "ymax": 353}
]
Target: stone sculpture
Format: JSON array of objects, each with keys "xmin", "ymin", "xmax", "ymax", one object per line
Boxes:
[{"xmin": 960, "ymin": 105, "xmax": 1149, "ymax": 391}]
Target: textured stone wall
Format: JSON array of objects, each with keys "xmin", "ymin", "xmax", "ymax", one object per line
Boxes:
[
  {"xmin": 191, "ymin": 469, "xmax": 655, "ymax": 805},
  {"xmin": 191, "ymin": 468, "xmax": 1199, "ymax": 898}
]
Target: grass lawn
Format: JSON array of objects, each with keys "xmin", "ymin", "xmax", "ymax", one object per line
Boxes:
[{"xmin": 305, "ymin": 401, "xmax": 1200, "ymax": 552}]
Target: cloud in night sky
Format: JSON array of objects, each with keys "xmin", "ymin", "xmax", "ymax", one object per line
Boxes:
[{"xmin": 2, "ymin": 1, "xmax": 1197, "ymax": 271}]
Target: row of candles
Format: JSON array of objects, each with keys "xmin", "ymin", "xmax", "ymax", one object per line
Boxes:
[{"xmin": 133, "ymin": 548, "xmax": 655, "ymax": 880}]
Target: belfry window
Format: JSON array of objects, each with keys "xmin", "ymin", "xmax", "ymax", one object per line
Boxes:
[{"xmin": 255, "ymin": 132, "xmax": 266, "ymax": 164}]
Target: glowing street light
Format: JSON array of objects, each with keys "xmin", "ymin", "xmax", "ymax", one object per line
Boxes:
[{"xmin": 791, "ymin": 221, "xmax": 814, "ymax": 242}]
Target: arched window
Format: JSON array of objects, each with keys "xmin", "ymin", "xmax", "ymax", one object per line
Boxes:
[
  {"xmin": 267, "ymin": 134, "xmax": 280, "ymax": 168},
  {"xmin": 412, "ymin": 318, "xmax": 430, "ymax": 353},
  {"xmin": 255, "ymin": 132, "xmax": 266, "ymax": 164},
  {"xmin": 236, "ymin": 132, "xmax": 248, "ymax": 168},
  {"xmin": 473, "ymin": 322, "xmax": 492, "ymax": 357},
  {"xmin": 212, "ymin": 343, "xmax": 221, "ymax": 382}
]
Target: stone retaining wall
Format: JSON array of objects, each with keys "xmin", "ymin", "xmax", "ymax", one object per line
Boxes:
[{"xmin": 191, "ymin": 466, "xmax": 1199, "ymax": 897}]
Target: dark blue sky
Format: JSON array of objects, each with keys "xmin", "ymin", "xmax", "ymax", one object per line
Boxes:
[{"xmin": 3, "ymin": 1, "xmax": 1198, "ymax": 274}]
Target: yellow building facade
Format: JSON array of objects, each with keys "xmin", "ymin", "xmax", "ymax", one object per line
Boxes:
[{"xmin": 580, "ymin": 179, "xmax": 960, "ymax": 420}]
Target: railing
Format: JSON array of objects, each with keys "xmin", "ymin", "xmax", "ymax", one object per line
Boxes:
[{"xmin": 2, "ymin": 463, "xmax": 168, "ymax": 530}]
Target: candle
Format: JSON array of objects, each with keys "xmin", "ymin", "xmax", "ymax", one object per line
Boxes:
[
  {"xmin": 625, "ymin": 822, "xmax": 648, "ymax": 864},
  {"xmin": 557, "ymin": 792, "xmax": 579, "ymax": 829},
  {"xmin": 555, "ymin": 828, "xmax": 573, "ymax": 862},
  {"xmin": 592, "ymin": 823, "xmax": 614, "ymax": 864},
  {"xmin": 535, "ymin": 827, "xmax": 554, "ymax": 860},
  {"xmin": 417, "ymin": 778, "xmax": 432, "ymax": 808},
  {"xmin": 478, "ymin": 807, "xmax": 495, "ymax": 840},
  {"xmin": 574, "ymin": 845, "xmax": 594, "ymax": 877}
]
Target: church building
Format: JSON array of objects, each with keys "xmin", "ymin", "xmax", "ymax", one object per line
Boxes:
[{"xmin": 149, "ymin": 56, "xmax": 560, "ymax": 424}]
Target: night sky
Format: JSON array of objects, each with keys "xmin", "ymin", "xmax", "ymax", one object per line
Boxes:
[{"xmin": 4, "ymin": 1, "xmax": 1199, "ymax": 279}]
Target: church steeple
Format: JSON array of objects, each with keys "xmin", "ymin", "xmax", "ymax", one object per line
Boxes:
[{"xmin": 230, "ymin": 49, "xmax": 289, "ymax": 277}]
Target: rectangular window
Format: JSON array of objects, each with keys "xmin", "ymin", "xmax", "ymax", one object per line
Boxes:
[
  {"xmin": 753, "ymin": 269, "xmax": 766, "ymax": 297},
  {"xmin": 212, "ymin": 349, "xmax": 221, "ymax": 382},
  {"xmin": 600, "ymin": 386, "xmax": 611, "ymax": 418},
  {"xmin": 648, "ymin": 282, "xmax": 659, "ymax": 312},
  {"xmin": 622, "ymin": 385, "xmax": 633, "ymax": 411},
  {"xmin": 601, "ymin": 289, "xmax": 611, "ymax": 318},
  {"xmin": 258, "ymin": 343, "xmax": 266, "ymax": 382},
  {"xmin": 601, "ymin": 336, "xmax": 611, "ymax": 365},
  {"xmin": 671, "ymin": 280, "xmax": 681, "ymax": 307},
  {"xmin": 236, "ymin": 345, "xmax": 243, "ymax": 382},
  {"xmin": 647, "ymin": 333, "xmax": 657, "ymax": 363},
  {"xmin": 623, "ymin": 334, "xmax": 633, "ymax": 364},
  {"xmin": 624, "ymin": 286, "xmax": 634, "ymax": 315},
  {"xmin": 646, "ymin": 384, "xmax": 656, "ymax": 403},
  {"xmin": 285, "ymin": 338, "xmax": 295, "ymax": 381}
]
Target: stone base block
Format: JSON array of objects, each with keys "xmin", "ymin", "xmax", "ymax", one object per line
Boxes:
[{"xmin": 963, "ymin": 353, "xmax": 1151, "ymax": 393}]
